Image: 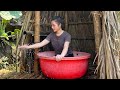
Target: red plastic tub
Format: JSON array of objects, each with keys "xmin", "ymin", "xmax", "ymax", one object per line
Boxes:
[{"xmin": 37, "ymin": 51, "xmax": 91, "ymax": 79}]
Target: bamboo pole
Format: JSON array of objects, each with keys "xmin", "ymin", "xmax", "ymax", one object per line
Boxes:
[
  {"xmin": 34, "ymin": 11, "xmax": 40, "ymax": 75},
  {"xmin": 92, "ymin": 11, "xmax": 102, "ymax": 53},
  {"xmin": 19, "ymin": 11, "xmax": 33, "ymax": 73}
]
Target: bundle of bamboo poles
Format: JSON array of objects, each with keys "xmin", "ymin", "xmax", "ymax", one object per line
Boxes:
[
  {"xmin": 18, "ymin": 11, "xmax": 34, "ymax": 73},
  {"xmin": 94, "ymin": 11, "xmax": 120, "ymax": 79}
]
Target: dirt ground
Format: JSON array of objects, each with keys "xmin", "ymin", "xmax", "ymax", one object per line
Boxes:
[
  {"xmin": 0, "ymin": 69, "xmax": 14, "ymax": 79},
  {"xmin": 82, "ymin": 62, "xmax": 97, "ymax": 79}
]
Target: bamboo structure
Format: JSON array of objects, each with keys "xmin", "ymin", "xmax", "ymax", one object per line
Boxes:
[
  {"xmin": 18, "ymin": 11, "xmax": 95, "ymax": 78},
  {"xmin": 7, "ymin": 11, "xmax": 120, "ymax": 79},
  {"xmin": 34, "ymin": 11, "xmax": 40, "ymax": 75},
  {"xmin": 19, "ymin": 12, "xmax": 34, "ymax": 73}
]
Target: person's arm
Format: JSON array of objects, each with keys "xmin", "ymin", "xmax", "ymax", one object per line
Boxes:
[
  {"xmin": 61, "ymin": 41, "xmax": 70, "ymax": 57},
  {"xmin": 56, "ymin": 41, "xmax": 70, "ymax": 61},
  {"xmin": 28, "ymin": 39, "xmax": 49, "ymax": 49},
  {"xmin": 19, "ymin": 39, "xmax": 50, "ymax": 49}
]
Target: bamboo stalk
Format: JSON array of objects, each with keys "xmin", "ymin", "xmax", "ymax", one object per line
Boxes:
[
  {"xmin": 34, "ymin": 11, "xmax": 40, "ymax": 75},
  {"xmin": 19, "ymin": 11, "xmax": 33, "ymax": 73}
]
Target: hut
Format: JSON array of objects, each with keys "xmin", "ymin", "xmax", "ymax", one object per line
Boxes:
[
  {"xmin": 18, "ymin": 11, "xmax": 96, "ymax": 79},
  {"xmin": 3, "ymin": 11, "xmax": 120, "ymax": 79}
]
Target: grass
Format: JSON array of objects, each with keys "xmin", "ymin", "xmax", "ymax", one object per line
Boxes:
[{"xmin": 0, "ymin": 69, "xmax": 16, "ymax": 79}]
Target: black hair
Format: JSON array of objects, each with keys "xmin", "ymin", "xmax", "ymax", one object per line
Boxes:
[{"xmin": 51, "ymin": 16, "xmax": 65, "ymax": 29}]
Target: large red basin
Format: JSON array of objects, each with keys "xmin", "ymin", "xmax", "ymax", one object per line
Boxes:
[{"xmin": 37, "ymin": 51, "xmax": 91, "ymax": 79}]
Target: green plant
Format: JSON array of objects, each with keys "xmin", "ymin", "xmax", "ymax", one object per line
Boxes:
[
  {"xmin": 0, "ymin": 19, "xmax": 9, "ymax": 40},
  {"xmin": 0, "ymin": 11, "xmax": 22, "ymax": 40},
  {"xmin": 0, "ymin": 56, "xmax": 9, "ymax": 69},
  {"xmin": 0, "ymin": 11, "xmax": 22, "ymax": 71}
]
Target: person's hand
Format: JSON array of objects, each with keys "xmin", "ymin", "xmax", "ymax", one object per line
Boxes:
[
  {"xmin": 18, "ymin": 44, "xmax": 29, "ymax": 49},
  {"xmin": 55, "ymin": 54, "xmax": 64, "ymax": 61}
]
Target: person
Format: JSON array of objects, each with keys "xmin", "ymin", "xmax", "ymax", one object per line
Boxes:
[{"xmin": 19, "ymin": 16, "xmax": 73, "ymax": 61}]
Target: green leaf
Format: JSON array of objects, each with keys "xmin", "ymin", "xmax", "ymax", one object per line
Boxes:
[
  {"xmin": 0, "ymin": 11, "xmax": 22, "ymax": 20},
  {"xmin": 1, "ymin": 19, "xmax": 9, "ymax": 30},
  {"xmin": 0, "ymin": 29, "xmax": 5, "ymax": 36},
  {"xmin": 14, "ymin": 29, "xmax": 21, "ymax": 34},
  {"xmin": 11, "ymin": 32, "xmax": 15, "ymax": 35},
  {"xmin": 2, "ymin": 18, "xmax": 9, "ymax": 24},
  {"xmin": 0, "ymin": 32, "xmax": 9, "ymax": 40}
]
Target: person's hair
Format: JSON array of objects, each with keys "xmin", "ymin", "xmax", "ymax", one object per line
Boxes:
[{"xmin": 51, "ymin": 16, "xmax": 65, "ymax": 29}]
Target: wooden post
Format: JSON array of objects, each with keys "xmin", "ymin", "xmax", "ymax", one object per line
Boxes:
[
  {"xmin": 92, "ymin": 11, "xmax": 102, "ymax": 53},
  {"xmin": 34, "ymin": 11, "xmax": 40, "ymax": 75}
]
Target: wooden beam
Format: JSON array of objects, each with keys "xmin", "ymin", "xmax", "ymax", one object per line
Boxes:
[{"xmin": 34, "ymin": 11, "xmax": 40, "ymax": 75}]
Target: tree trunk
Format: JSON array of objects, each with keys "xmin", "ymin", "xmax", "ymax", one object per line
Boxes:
[
  {"xmin": 92, "ymin": 11, "xmax": 102, "ymax": 53},
  {"xmin": 34, "ymin": 11, "xmax": 40, "ymax": 75},
  {"xmin": 92, "ymin": 11, "xmax": 102, "ymax": 66}
]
